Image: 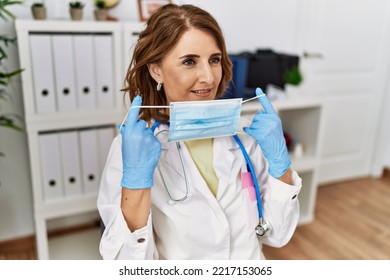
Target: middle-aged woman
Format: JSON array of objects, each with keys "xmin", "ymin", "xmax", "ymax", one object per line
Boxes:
[{"xmin": 98, "ymin": 4, "xmax": 302, "ymax": 260}]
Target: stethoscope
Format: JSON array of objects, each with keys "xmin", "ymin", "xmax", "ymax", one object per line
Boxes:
[{"xmin": 151, "ymin": 121, "xmax": 272, "ymax": 238}]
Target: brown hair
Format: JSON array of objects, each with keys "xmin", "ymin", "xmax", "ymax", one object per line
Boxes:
[{"xmin": 122, "ymin": 4, "xmax": 232, "ymax": 124}]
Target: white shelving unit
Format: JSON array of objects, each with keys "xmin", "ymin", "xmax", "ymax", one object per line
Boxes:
[
  {"xmin": 242, "ymin": 95, "xmax": 324, "ymax": 224},
  {"xmin": 15, "ymin": 19, "xmax": 125, "ymax": 259}
]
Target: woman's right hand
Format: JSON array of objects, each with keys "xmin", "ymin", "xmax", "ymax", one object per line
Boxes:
[{"xmin": 120, "ymin": 96, "xmax": 162, "ymax": 189}]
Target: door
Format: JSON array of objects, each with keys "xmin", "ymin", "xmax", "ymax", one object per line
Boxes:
[{"xmin": 297, "ymin": 0, "xmax": 390, "ymax": 183}]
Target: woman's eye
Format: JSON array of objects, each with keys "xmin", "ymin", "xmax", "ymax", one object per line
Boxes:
[
  {"xmin": 183, "ymin": 59, "xmax": 195, "ymax": 66},
  {"xmin": 210, "ymin": 57, "xmax": 221, "ymax": 64}
]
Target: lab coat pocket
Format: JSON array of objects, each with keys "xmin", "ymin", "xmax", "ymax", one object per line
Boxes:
[{"xmin": 241, "ymin": 172, "xmax": 259, "ymax": 229}]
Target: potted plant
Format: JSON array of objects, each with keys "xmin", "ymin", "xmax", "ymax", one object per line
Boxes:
[
  {"xmin": 31, "ymin": 1, "xmax": 46, "ymax": 20},
  {"xmin": 0, "ymin": 0, "xmax": 24, "ymax": 178},
  {"xmin": 283, "ymin": 66, "xmax": 304, "ymax": 96},
  {"xmin": 94, "ymin": 0, "xmax": 107, "ymax": 21},
  {"xmin": 69, "ymin": 1, "xmax": 84, "ymax": 21}
]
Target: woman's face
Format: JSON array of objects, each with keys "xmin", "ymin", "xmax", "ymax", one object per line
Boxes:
[{"xmin": 149, "ymin": 28, "xmax": 223, "ymax": 103}]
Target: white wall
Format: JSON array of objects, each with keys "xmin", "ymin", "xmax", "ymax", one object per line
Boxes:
[{"xmin": 1, "ymin": 0, "xmax": 390, "ymax": 241}]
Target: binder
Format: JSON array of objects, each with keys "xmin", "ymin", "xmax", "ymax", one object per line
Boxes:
[
  {"xmin": 93, "ymin": 35, "xmax": 115, "ymax": 109},
  {"xmin": 73, "ymin": 35, "xmax": 97, "ymax": 110},
  {"xmin": 97, "ymin": 126, "xmax": 115, "ymax": 172},
  {"xmin": 59, "ymin": 131, "xmax": 83, "ymax": 197},
  {"xmin": 39, "ymin": 133, "xmax": 63, "ymax": 201},
  {"xmin": 52, "ymin": 35, "xmax": 77, "ymax": 112},
  {"xmin": 29, "ymin": 34, "xmax": 57, "ymax": 113},
  {"xmin": 79, "ymin": 129, "xmax": 100, "ymax": 194}
]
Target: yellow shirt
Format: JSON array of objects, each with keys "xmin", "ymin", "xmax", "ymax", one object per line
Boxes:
[{"xmin": 184, "ymin": 138, "xmax": 219, "ymax": 197}]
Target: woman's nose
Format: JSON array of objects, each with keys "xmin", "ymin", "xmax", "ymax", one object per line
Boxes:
[{"xmin": 198, "ymin": 63, "xmax": 214, "ymax": 84}]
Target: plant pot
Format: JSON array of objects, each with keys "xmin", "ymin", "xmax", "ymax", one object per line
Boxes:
[
  {"xmin": 31, "ymin": 6, "xmax": 46, "ymax": 20},
  {"xmin": 94, "ymin": 9, "xmax": 108, "ymax": 21},
  {"xmin": 70, "ymin": 8, "xmax": 83, "ymax": 21},
  {"xmin": 284, "ymin": 84, "xmax": 302, "ymax": 97}
]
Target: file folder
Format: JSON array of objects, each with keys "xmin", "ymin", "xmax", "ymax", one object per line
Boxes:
[
  {"xmin": 73, "ymin": 35, "xmax": 97, "ymax": 110},
  {"xmin": 97, "ymin": 126, "xmax": 115, "ymax": 172},
  {"xmin": 52, "ymin": 35, "xmax": 77, "ymax": 112},
  {"xmin": 93, "ymin": 35, "xmax": 115, "ymax": 109},
  {"xmin": 59, "ymin": 131, "xmax": 83, "ymax": 197},
  {"xmin": 29, "ymin": 34, "xmax": 57, "ymax": 113},
  {"xmin": 39, "ymin": 133, "xmax": 63, "ymax": 201},
  {"xmin": 79, "ymin": 129, "xmax": 100, "ymax": 194}
]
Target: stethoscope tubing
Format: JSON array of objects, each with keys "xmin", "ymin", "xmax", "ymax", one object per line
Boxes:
[{"xmin": 233, "ymin": 134, "xmax": 263, "ymax": 219}]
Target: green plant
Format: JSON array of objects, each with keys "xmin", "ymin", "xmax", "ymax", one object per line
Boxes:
[
  {"xmin": 1, "ymin": 0, "xmax": 24, "ymax": 158},
  {"xmin": 0, "ymin": 0, "xmax": 23, "ymax": 20},
  {"xmin": 69, "ymin": 1, "xmax": 84, "ymax": 9},
  {"xmin": 95, "ymin": 0, "xmax": 105, "ymax": 9},
  {"xmin": 283, "ymin": 66, "xmax": 303, "ymax": 86}
]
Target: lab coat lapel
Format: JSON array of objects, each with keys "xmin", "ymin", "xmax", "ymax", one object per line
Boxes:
[
  {"xmin": 163, "ymin": 140, "xmax": 224, "ymax": 203},
  {"xmin": 214, "ymin": 136, "xmax": 240, "ymax": 200},
  {"xmin": 155, "ymin": 124, "xmax": 187, "ymax": 180}
]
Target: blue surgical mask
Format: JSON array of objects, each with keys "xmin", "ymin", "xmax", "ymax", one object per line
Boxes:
[
  {"xmin": 168, "ymin": 98, "xmax": 242, "ymax": 142},
  {"xmin": 120, "ymin": 95, "xmax": 260, "ymax": 142}
]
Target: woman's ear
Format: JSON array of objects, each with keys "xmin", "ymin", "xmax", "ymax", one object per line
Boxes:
[{"xmin": 147, "ymin": 63, "xmax": 163, "ymax": 83}]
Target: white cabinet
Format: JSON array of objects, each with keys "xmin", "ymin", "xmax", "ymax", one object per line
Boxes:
[
  {"xmin": 242, "ymin": 96, "xmax": 323, "ymax": 224},
  {"xmin": 15, "ymin": 20, "xmax": 125, "ymax": 259}
]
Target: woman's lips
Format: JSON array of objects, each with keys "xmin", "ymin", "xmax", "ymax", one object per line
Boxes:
[{"xmin": 191, "ymin": 89, "xmax": 212, "ymax": 97}]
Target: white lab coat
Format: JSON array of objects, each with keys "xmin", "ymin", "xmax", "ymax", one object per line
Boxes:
[{"xmin": 97, "ymin": 122, "xmax": 302, "ymax": 260}]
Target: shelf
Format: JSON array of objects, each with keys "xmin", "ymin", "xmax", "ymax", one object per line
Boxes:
[
  {"xmin": 35, "ymin": 195, "xmax": 98, "ymax": 220},
  {"xmin": 15, "ymin": 19, "xmax": 121, "ymax": 33},
  {"xmin": 15, "ymin": 19, "xmax": 125, "ymax": 259},
  {"xmin": 296, "ymin": 170, "xmax": 317, "ymax": 225},
  {"xmin": 25, "ymin": 109, "xmax": 122, "ymax": 132},
  {"xmin": 291, "ymin": 155, "xmax": 317, "ymax": 172},
  {"xmin": 48, "ymin": 227, "xmax": 102, "ymax": 260}
]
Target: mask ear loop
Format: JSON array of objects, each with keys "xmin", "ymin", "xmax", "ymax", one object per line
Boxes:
[
  {"xmin": 235, "ymin": 94, "xmax": 265, "ymax": 136},
  {"xmin": 241, "ymin": 94, "xmax": 265, "ymax": 104}
]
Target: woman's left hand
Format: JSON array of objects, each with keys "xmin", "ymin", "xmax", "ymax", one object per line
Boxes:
[{"xmin": 244, "ymin": 88, "xmax": 291, "ymax": 178}]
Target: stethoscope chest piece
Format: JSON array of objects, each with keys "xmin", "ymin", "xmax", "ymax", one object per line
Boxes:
[{"xmin": 255, "ymin": 218, "xmax": 272, "ymax": 237}]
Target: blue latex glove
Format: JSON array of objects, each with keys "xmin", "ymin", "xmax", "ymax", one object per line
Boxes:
[
  {"xmin": 243, "ymin": 88, "xmax": 291, "ymax": 178},
  {"xmin": 120, "ymin": 96, "xmax": 162, "ymax": 189}
]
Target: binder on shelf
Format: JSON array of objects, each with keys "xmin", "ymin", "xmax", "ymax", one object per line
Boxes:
[
  {"xmin": 52, "ymin": 35, "xmax": 77, "ymax": 112},
  {"xmin": 93, "ymin": 35, "xmax": 115, "ymax": 109},
  {"xmin": 79, "ymin": 129, "xmax": 100, "ymax": 194},
  {"xmin": 97, "ymin": 126, "xmax": 115, "ymax": 172},
  {"xmin": 29, "ymin": 34, "xmax": 57, "ymax": 113},
  {"xmin": 73, "ymin": 35, "xmax": 97, "ymax": 110},
  {"xmin": 39, "ymin": 133, "xmax": 64, "ymax": 201},
  {"xmin": 59, "ymin": 131, "xmax": 83, "ymax": 198}
]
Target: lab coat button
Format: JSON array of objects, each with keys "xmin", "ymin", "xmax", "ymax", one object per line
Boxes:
[
  {"xmin": 292, "ymin": 194, "xmax": 297, "ymax": 199},
  {"xmin": 137, "ymin": 238, "xmax": 145, "ymax": 243}
]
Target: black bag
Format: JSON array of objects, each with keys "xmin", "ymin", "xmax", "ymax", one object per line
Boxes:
[{"xmin": 240, "ymin": 49, "xmax": 299, "ymax": 91}]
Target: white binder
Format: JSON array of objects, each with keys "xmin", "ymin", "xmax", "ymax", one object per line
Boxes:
[
  {"xmin": 59, "ymin": 131, "xmax": 83, "ymax": 197},
  {"xmin": 79, "ymin": 129, "xmax": 100, "ymax": 194},
  {"xmin": 39, "ymin": 133, "xmax": 63, "ymax": 201},
  {"xmin": 93, "ymin": 35, "xmax": 115, "ymax": 109},
  {"xmin": 29, "ymin": 34, "xmax": 57, "ymax": 113},
  {"xmin": 97, "ymin": 126, "xmax": 115, "ymax": 172},
  {"xmin": 73, "ymin": 35, "xmax": 97, "ymax": 110},
  {"xmin": 52, "ymin": 35, "xmax": 77, "ymax": 112}
]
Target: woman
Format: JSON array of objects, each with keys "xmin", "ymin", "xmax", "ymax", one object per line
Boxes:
[{"xmin": 97, "ymin": 4, "xmax": 301, "ymax": 260}]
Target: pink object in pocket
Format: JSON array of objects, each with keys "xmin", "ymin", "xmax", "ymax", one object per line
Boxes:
[
  {"xmin": 241, "ymin": 172, "xmax": 257, "ymax": 201},
  {"xmin": 247, "ymin": 186, "xmax": 257, "ymax": 201},
  {"xmin": 241, "ymin": 172, "xmax": 253, "ymax": 189}
]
